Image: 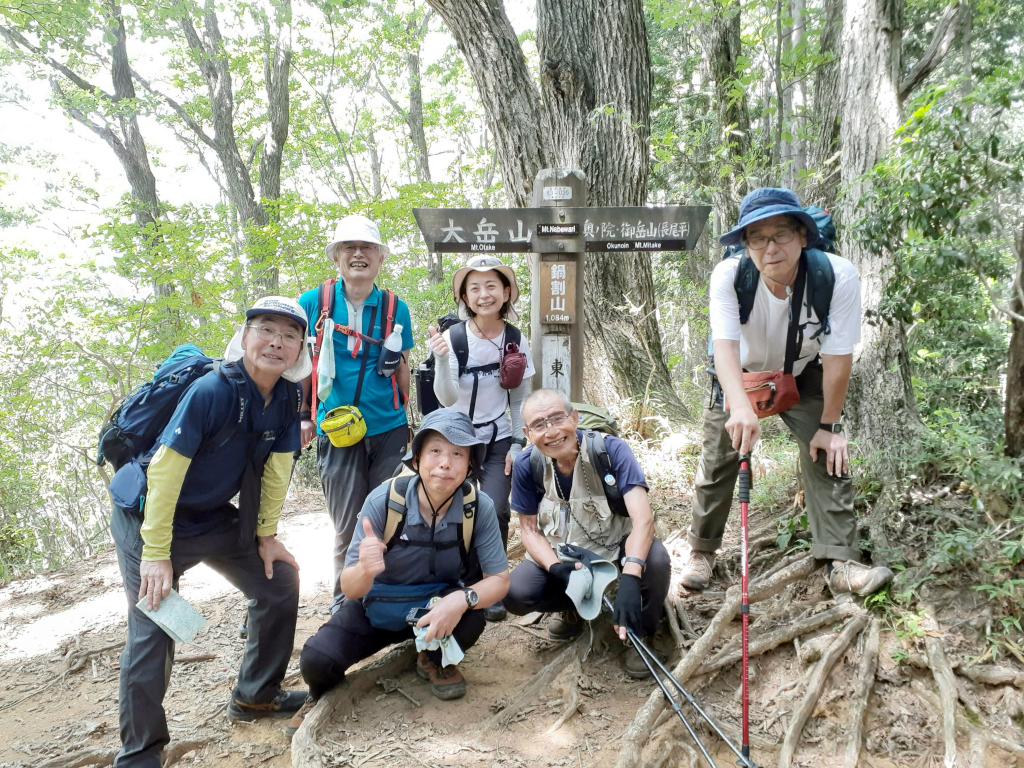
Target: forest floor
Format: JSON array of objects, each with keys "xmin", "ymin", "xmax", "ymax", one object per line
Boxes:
[{"xmin": 1, "ymin": 437, "xmax": 1022, "ymax": 768}]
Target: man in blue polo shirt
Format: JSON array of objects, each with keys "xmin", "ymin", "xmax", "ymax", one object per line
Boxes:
[
  {"xmin": 503, "ymin": 389, "xmax": 671, "ymax": 679},
  {"xmin": 111, "ymin": 297, "xmax": 309, "ymax": 768},
  {"xmin": 298, "ymin": 215, "xmax": 414, "ymax": 614}
]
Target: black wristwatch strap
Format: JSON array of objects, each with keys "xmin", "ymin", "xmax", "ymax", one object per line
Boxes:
[
  {"xmin": 819, "ymin": 422, "xmax": 843, "ymax": 433},
  {"xmin": 621, "ymin": 556, "xmax": 647, "ymax": 573}
]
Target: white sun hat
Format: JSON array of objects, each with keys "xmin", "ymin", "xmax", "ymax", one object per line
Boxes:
[{"xmin": 325, "ymin": 214, "xmax": 391, "ymax": 260}]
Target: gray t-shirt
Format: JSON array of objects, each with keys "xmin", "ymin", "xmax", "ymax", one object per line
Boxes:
[{"xmin": 345, "ymin": 475, "xmax": 509, "ymax": 583}]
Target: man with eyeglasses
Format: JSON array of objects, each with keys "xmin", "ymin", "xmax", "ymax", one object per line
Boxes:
[
  {"xmin": 681, "ymin": 187, "xmax": 893, "ymax": 597},
  {"xmin": 298, "ymin": 215, "xmax": 414, "ymax": 614},
  {"xmin": 111, "ymin": 297, "xmax": 309, "ymax": 767},
  {"xmin": 502, "ymin": 389, "xmax": 671, "ymax": 679}
]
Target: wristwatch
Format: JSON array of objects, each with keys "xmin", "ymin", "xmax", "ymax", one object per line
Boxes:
[
  {"xmin": 621, "ymin": 556, "xmax": 647, "ymax": 574},
  {"xmin": 462, "ymin": 588, "xmax": 479, "ymax": 609},
  {"xmin": 819, "ymin": 422, "xmax": 843, "ymax": 433}
]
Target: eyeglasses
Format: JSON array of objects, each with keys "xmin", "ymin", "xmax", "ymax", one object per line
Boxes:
[
  {"xmin": 527, "ymin": 412, "xmax": 571, "ymax": 433},
  {"xmin": 744, "ymin": 228, "xmax": 798, "ymax": 250},
  {"xmin": 338, "ymin": 243, "xmax": 380, "ymax": 257},
  {"xmin": 248, "ymin": 324, "xmax": 303, "ymax": 348}
]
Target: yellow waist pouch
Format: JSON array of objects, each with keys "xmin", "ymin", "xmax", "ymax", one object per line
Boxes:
[{"xmin": 321, "ymin": 406, "xmax": 367, "ymax": 448}]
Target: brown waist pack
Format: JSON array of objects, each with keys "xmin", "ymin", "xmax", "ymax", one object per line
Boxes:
[{"xmin": 725, "ymin": 370, "xmax": 800, "ymax": 418}]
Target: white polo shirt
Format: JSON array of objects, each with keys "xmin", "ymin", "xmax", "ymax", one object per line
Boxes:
[{"xmin": 709, "ymin": 252, "xmax": 862, "ymax": 376}]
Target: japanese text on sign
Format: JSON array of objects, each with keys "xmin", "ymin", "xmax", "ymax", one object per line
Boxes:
[{"xmin": 540, "ymin": 262, "xmax": 576, "ymax": 324}]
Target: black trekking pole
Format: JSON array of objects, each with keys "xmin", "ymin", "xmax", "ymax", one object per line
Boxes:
[{"xmin": 602, "ymin": 596, "xmax": 762, "ymax": 768}]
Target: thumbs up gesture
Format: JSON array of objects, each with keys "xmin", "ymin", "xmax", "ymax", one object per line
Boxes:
[
  {"xmin": 427, "ymin": 325, "xmax": 449, "ymax": 357},
  {"xmin": 357, "ymin": 517, "xmax": 387, "ymax": 577}
]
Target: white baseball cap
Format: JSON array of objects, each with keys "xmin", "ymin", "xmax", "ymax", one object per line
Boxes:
[
  {"xmin": 245, "ymin": 295, "xmax": 308, "ymax": 331},
  {"xmin": 325, "ymin": 214, "xmax": 391, "ymax": 259}
]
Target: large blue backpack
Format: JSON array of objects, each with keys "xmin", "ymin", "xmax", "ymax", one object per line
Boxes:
[
  {"xmin": 96, "ymin": 344, "xmax": 251, "ymax": 472},
  {"xmin": 709, "ymin": 206, "xmax": 837, "ymax": 356}
]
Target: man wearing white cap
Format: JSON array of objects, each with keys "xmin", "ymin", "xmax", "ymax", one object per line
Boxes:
[
  {"xmin": 298, "ymin": 214, "xmax": 415, "ymax": 614},
  {"xmin": 110, "ymin": 297, "xmax": 309, "ymax": 767}
]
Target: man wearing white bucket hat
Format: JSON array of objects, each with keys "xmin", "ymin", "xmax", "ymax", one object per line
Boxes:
[
  {"xmin": 110, "ymin": 296, "xmax": 309, "ymax": 767},
  {"xmin": 298, "ymin": 214, "xmax": 415, "ymax": 614}
]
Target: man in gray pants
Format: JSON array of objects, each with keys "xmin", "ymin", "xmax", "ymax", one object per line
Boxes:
[
  {"xmin": 298, "ymin": 215, "xmax": 414, "ymax": 613},
  {"xmin": 682, "ymin": 188, "xmax": 893, "ymax": 597}
]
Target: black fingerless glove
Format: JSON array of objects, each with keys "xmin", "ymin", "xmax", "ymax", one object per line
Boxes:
[
  {"xmin": 612, "ymin": 574, "xmax": 643, "ymax": 636},
  {"xmin": 548, "ymin": 562, "xmax": 578, "ymax": 586}
]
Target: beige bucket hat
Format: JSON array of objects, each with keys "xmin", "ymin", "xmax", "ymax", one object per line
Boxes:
[{"xmin": 451, "ymin": 255, "xmax": 521, "ymax": 321}]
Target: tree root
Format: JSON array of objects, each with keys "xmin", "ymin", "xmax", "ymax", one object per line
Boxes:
[
  {"xmin": 483, "ymin": 627, "xmax": 594, "ymax": 731},
  {"xmin": 696, "ymin": 603, "xmax": 859, "ymax": 676},
  {"xmin": 922, "ymin": 604, "xmax": 959, "ymax": 768},
  {"xmin": 667, "ymin": 594, "xmax": 697, "ymax": 638},
  {"xmin": 777, "ymin": 612, "xmax": 868, "ymax": 768},
  {"xmin": 957, "ymin": 663, "xmax": 1024, "ymax": 689},
  {"xmin": 291, "ymin": 641, "xmax": 416, "ymax": 768},
  {"xmin": 912, "ymin": 679, "xmax": 1024, "ymax": 760},
  {"xmin": 843, "ymin": 617, "xmax": 880, "ymax": 768},
  {"xmin": 546, "ymin": 653, "xmax": 583, "ymax": 734},
  {"xmin": 35, "ymin": 748, "xmax": 117, "ymax": 768},
  {"xmin": 615, "ymin": 555, "xmax": 817, "ymax": 768},
  {"xmin": 663, "ymin": 597, "xmax": 688, "ymax": 649},
  {"xmin": 0, "ymin": 642, "xmax": 124, "ymax": 714}
]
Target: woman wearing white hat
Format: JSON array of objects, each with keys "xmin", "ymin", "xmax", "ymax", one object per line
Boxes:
[{"xmin": 427, "ymin": 256, "xmax": 535, "ymax": 622}]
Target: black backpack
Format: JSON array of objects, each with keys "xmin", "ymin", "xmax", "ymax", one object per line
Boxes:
[
  {"xmin": 416, "ymin": 312, "xmax": 462, "ymax": 417},
  {"xmin": 529, "ymin": 428, "xmax": 628, "ymax": 517}
]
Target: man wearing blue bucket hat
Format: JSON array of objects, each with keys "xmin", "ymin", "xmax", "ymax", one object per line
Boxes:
[{"xmin": 680, "ymin": 188, "xmax": 893, "ymax": 597}]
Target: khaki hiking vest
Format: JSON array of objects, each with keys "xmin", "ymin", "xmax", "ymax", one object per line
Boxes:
[{"xmin": 532, "ymin": 438, "xmax": 632, "ymax": 562}]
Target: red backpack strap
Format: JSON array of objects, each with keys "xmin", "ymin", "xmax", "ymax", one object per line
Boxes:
[
  {"xmin": 309, "ymin": 279, "xmax": 336, "ymax": 414},
  {"xmin": 384, "ymin": 289, "xmax": 404, "ymax": 411}
]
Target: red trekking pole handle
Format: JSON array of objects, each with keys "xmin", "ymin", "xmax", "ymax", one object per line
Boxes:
[{"xmin": 738, "ymin": 454, "xmax": 752, "ymax": 764}]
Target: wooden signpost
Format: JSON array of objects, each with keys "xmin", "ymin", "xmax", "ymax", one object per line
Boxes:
[{"xmin": 413, "ymin": 169, "xmax": 710, "ymax": 401}]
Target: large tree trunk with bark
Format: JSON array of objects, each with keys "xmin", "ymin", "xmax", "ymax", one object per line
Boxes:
[
  {"xmin": 840, "ymin": 0, "xmax": 921, "ymax": 466},
  {"xmin": 1006, "ymin": 229, "xmax": 1024, "ymax": 457},
  {"xmin": 782, "ymin": 0, "xmax": 807, "ymax": 191},
  {"xmin": 427, "ymin": 0, "xmax": 687, "ymax": 418},
  {"xmin": 698, "ymin": 0, "xmax": 751, "ymax": 238},
  {"xmin": 807, "ymin": 0, "xmax": 844, "ymax": 208}
]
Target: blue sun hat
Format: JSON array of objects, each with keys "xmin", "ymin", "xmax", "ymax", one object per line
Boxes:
[{"xmin": 719, "ymin": 187, "xmax": 822, "ymax": 249}]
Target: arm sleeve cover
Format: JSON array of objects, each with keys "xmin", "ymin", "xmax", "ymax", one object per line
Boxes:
[
  {"xmin": 432, "ymin": 345, "xmax": 460, "ymax": 407},
  {"xmin": 257, "ymin": 451, "xmax": 295, "ymax": 537},
  {"xmin": 141, "ymin": 445, "xmax": 192, "ymax": 561}
]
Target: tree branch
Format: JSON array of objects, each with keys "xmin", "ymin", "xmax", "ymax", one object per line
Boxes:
[
  {"xmin": 130, "ymin": 68, "xmax": 218, "ymax": 150},
  {"xmin": 899, "ymin": 1, "xmax": 961, "ymax": 102},
  {"xmin": 0, "ymin": 24, "xmax": 115, "ymax": 101}
]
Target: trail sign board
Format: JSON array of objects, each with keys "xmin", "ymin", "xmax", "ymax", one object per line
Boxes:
[
  {"xmin": 412, "ymin": 169, "xmax": 710, "ymax": 403},
  {"xmin": 412, "ymin": 205, "xmax": 709, "ymax": 255}
]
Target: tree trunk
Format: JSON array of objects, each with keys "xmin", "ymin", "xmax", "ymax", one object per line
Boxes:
[
  {"xmin": 698, "ymin": 0, "xmax": 751, "ymax": 233},
  {"xmin": 840, "ymin": 0, "xmax": 921, "ymax": 460},
  {"xmin": 783, "ymin": 0, "xmax": 807, "ymax": 191},
  {"xmin": 428, "ymin": 0, "xmax": 687, "ymax": 419},
  {"xmin": 1005, "ymin": 229, "xmax": 1024, "ymax": 457},
  {"xmin": 807, "ymin": 0, "xmax": 844, "ymax": 208},
  {"xmin": 407, "ymin": 49, "xmax": 432, "ymax": 183},
  {"xmin": 961, "ymin": 1, "xmax": 973, "ymax": 113}
]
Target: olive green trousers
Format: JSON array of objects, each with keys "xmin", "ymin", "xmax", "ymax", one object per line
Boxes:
[{"xmin": 688, "ymin": 366, "xmax": 860, "ymax": 562}]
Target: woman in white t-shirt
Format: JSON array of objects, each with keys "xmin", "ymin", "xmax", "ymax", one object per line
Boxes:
[{"xmin": 427, "ymin": 256, "xmax": 535, "ymax": 621}]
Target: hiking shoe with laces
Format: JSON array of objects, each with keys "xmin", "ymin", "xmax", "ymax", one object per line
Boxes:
[
  {"xmin": 547, "ymin": 610, "xmax": 582, "ymax": 641},
  {"xmin": 624, "ymin": 637, "xmax": 655, "ymax": 679},
  {"xmin": 679, "ymin": 549, "xmax": 716, "ymax": 591},
  {"xmin": 227, "ymin": 689, "xmax": 309, "ymax": 722},
  {"xmin": 283, "ymin": 695, "xmax": 316, "ymax": 740},
  {"xmin": 827, "ymin": 560, "xmax": 894, "ymax": 597},
  {"xmin": 415, "ymin": 651, "xmax": 466, "ymax": 700}
]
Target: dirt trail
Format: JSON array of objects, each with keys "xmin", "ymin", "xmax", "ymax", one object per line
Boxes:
[{"xmin": 2, "ymin": 463, "xmax": 1022, "ymax": 768}]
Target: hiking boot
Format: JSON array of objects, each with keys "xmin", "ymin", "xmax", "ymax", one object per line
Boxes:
[
  {"xmin": 415, "ymin": 651, "xmax": 466, "ymax": 700},
  {"xmin": 679, "ymin": 549, "xmax": 716, "ymax": 591},
  {"xmin": 547, "ymin": 610, "xmax": 582, "ymax": 641},
  {"xmin": 624, "ymin": 637, "xmax": 655, "ymax": 680},
  {"xmin": 226, "ymin": 689, "xmax": 309, "ymax": 722},
  {"xmin": 827, "ymin": 560, "xmax": 894, "ymax": 597},
  {"xmin": 283, "ymin": 695, "xmax": 316, "ymax": 740},
  {"xmin": 484, "ymin": 600, "xmax": 507, "ymax": 622}
]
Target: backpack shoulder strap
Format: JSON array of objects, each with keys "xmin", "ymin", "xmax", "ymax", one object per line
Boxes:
[
  {"xmin": 455, "ymin": 480, "xmax": 478, "ymax": 572},
  {"xmin": 202, "ymin": 361, "xmax": 247, "ymax": 452},
  {"xmin": 383, "ymin": 473, "xmax": 415, "ymax": 546},
  {"xmin": 804, "ymin": 248, "xmax": 835, "ymax": 340},
  {"xmin": 449, "ymin": 321, "xmax": 470, "ymax": 376},
  {"xmin": 383, "ymin": 289, "xmax": 397, "ymax": 337},
  {"xmin": 504, "ymin": 322, "xmax": 522, "ymax": 348},
  {"xmin": 584, "ymin": 430, "xmax": 627, "ymax": 516},
  {"xmin": 734, "ymin": 254, "xmax": 760, "ymax": 325},
  {"xmin": 530, "ymin": 446, "xmax": 546, "ymax": 494}
]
